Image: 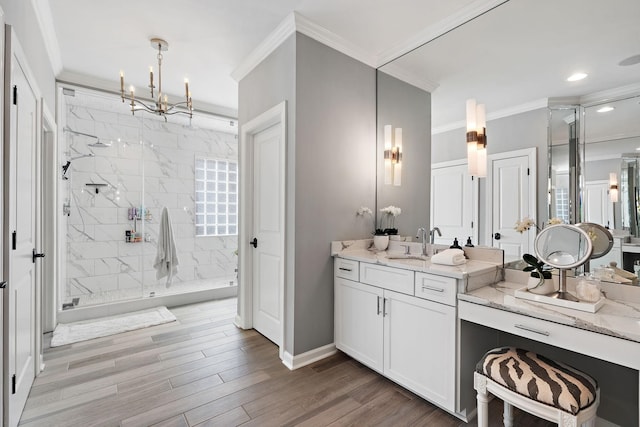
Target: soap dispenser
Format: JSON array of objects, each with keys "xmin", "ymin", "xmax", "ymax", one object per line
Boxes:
[
  {"xmin": 465, "ymin": 237, "xmax": 474, "ymax": 247},
  {"xmin": 450, "ymin": 238, "xmax": 462, "ymax": 250}
]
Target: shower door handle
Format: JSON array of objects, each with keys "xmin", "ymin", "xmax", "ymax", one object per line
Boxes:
[
  {"xmin": 250, "ymin": 238, "xmax": 258, "ymax": 248},
  {"xmin": 32, "ymin": 249, "xmax": 45, "ymax": 263}
]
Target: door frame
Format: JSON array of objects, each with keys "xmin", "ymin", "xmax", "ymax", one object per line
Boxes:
[
  {"xmin": 237, "ymin": 101, "xmax": 287, "ymax": 360},
  {"xmin": 40, "ymin": 104, "xmax": 56, "ymax": 337},
  {"xmin": 3, "ymin": 24, "xmax": 44, "ymax": 425},
  {"xmin": 486, "ymin": 147, "xmax": 537, "ymax": 254}
]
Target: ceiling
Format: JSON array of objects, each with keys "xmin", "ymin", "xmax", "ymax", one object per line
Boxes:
[{"xmin": 40, "ymin": 0, "xmax": 640, "ymax": 129}]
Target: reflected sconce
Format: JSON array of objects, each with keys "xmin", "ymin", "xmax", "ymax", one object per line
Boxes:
[
  {"xmin": 609, "ymin": 172, "xmax": 619, "ymax": 202},
  {"xmin": 466, "ymin": 99, "xmax": 487, "ymax": 178},
  {"xmin": 384, "ymin": 125, "xmax": 402, "ymax": 186}
]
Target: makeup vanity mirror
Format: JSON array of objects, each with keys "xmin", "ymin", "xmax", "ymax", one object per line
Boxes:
[{"xmin": 534, "ymin": 224, "xmax": 593, "ymax": 301}]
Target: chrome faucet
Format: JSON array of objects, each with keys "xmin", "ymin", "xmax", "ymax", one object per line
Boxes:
[
  {"xmin": 430, "ymin": 227, "xmax": 442, "ymax": 244},
  {"xmin": 416, "ymin": 227, "xmax": 428, "ymax": 256}
]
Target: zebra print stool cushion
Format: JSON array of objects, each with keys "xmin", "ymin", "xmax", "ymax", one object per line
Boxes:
[{"xmin": 476, "ymin": 347, "xmax": 598, "ymax": 415}]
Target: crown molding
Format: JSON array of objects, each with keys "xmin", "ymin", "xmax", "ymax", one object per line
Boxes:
[
  {"xmin": 579, "ymin": 82, "xmax": 640, "ymax": 106},
  {"xmin": 432, "ymin": 97, "xmax": 548, "ymax": 135},
  {"xmin": 294, "ymin": 12, "xmax": 376, "ymax": 68},
  {"xmin": 376, "ymin": 0, "xmax": 509, "ymax": 67},
  {"xmin": 379, "ymin": 63, "xmax": 439, "ymax": 93},
  {"xmin": 31, "ymin": 0, "xmax": 63, "ymax": 75},
  {"xmin": 231, "ymin": 13, "xmax": 296, "ymax": 82},
  {"xmin": 232, "ymin": 11, "xmax": 376, "ymax": 82}
]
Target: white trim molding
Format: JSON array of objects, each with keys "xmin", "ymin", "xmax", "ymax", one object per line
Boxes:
[
  {"xmin": 376, "ymin": 0, "xmax": 510, "ymax": 67},
  {"xmin": 232, "ymin": 12, "xmax": 376, "ymax": 82},
  {"xmin": 282, "ymin": 344, "xmax": 337, "ymax": 371},
  {"xmin": 31, "ymin": 0, "xmax": 63, "ymax": 75}
]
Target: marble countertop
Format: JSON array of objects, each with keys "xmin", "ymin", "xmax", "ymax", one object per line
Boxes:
[
  {"xmin": 458, "ymin": 281, "xmax": 640, "ymax": 344},
  {"xmin": 333, "ymin": 246, "xmax": 501, "ymax": 280}
]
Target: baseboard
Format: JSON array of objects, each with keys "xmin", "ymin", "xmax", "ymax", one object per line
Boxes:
[
  {"xmin": 282, "ymin": 343, "xmax": 337, "ymax": 370},
  {"xmin": 595, "ymin": 417, "xmax": 620, "ymax": 427}
]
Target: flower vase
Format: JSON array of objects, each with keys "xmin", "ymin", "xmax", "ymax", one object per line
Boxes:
[
  {"xmin": 373, "ymin": 235, "xmax": 389, "ymax": 251},
  {"xmin": 527, "ymin": 276, "xmax": 556, "ymax": 295}
]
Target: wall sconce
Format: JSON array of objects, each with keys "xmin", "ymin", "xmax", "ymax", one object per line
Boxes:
[
  {"xmin": 384, "ymin": 125, "xmax": 402, "ymax": 186},
  {"xmin": 466, "ymin": 99, "xmax": 487, "ymax": 178},
  {"xmin": 609, "ymin": 172, "xmax": 619, "ymax": 202}
]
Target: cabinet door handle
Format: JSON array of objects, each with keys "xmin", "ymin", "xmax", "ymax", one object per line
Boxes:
[
  {"xmin": 383, "ymin": 298, "xmax": 388, "ymax": 317},
  {"xmin": 421, "ymin": 285, "xmax": 444, "ymax": 293},
  {"xmin": 515, "ymin": 324, "xmax": 550, "ymax": 336},
  {"xmin": 377, "ymin": 296, "xmax": 381, "ymax": 315},
  {"xmin": 338, "ymin": 267, "xmax": 352, "ymax": 272}
]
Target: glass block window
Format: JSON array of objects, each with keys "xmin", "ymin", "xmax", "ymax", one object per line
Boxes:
[
  {"xmin": 195, "ymin": 158, "xmax": 238, "ymax": 236},
  {"xmin": 555, "ymin": 187, "xmax": 570, "ymax": 223}
]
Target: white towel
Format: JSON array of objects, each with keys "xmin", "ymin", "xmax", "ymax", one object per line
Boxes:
[
  {"xmin": 431, "ymin": 248, "xmax": 466, "ymax": 266},
  {"xmin": 153, "ymin": 207, "xmax": 179, "ymax": 285}
]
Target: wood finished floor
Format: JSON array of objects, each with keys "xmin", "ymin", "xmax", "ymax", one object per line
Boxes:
[{"xmin": 21, "ymin": 298, "xmax": 554, "ymax": 426}]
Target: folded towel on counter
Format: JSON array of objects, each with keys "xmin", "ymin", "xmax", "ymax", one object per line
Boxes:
[{"xmin": 431, "ymin": 248, "xmax": 466, "ymax": 266}]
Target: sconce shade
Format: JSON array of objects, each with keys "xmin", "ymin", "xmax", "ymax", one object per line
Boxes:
[
  {"xmin": 393, "ymin": 128, "xmax": 402, "ymax": 186},
  {"xmin": 384, "ymin": 125, "xmax": 393, "ymax": 185},
  {"xmin": 466, "ymin": 99, "xmax": 487, "ymax": 177},
  {"xmin": 383, "ymin": 125, "xmax": 402, "ymax": 186},
  {"xmin": 610, "ymin": 172, "xmax": 619, "ymax": 202}
]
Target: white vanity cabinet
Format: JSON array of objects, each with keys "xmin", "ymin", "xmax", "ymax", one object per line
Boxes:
[{"xmin": 334, "ymin": 259, "xmax": 457, "ymax": 413}]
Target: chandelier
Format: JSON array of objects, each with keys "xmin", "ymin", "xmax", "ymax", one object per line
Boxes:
[{"xmin": 120, "ymin": 38, "xmax": 193, "ymax": 120}]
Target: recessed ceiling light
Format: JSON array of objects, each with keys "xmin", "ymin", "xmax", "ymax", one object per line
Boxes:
[
  {"xmin": 567, "ymin": 72, "xmax": 588, "ymax": 82},
  {"xmin": 636, "ymin": 147, "xmax": 640, "ymax": 151},
  {"xmin": 597, "ymin": 106, "xmax": 615, "ymax": 113}
]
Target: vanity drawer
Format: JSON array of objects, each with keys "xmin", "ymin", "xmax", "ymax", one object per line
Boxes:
[
  {"xmin": 414, "ymin": 273, "xmax": 457, "ymax": 306},
  {"xmin": 360, "ymin": 263, "xmax": 414, "ymax": 295},
  {"xmin": 335, "ymin": 258, "xmax": 359, "ymax": 281},
  {"xmin": 458, "ymin": 300, "xmax": 639, "ymax": 370}
]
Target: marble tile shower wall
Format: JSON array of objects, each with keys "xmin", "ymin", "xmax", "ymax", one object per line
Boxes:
[{"xmin": 63, "ymin": 103, "xmax": 238, "ymax": 302}]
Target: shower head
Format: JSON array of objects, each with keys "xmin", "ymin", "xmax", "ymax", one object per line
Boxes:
[
  {"xmin": 88, "ymin": 140, "xmax": 112, "ymax": 148},
  {"xmin": 64, "ymin": 126, "xmax": 111, "ymax": 147}
]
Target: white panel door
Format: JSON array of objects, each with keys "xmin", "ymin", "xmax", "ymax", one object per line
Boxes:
[
  {"xmin": 251, "ymin": 123, "xmax": 284, "ymax": 346},
  {"xmin": 4, "ymin": 28, "xmax": 39, "ymax": 427},
  {"xmin": 489, "ymin": 149, "xmax": 536, "ymax": 262},
  {"xmin": 431, "ymin": 161, "xmax": 478, "ymax": 245},
  {"xmin": 584, "ymin": 180, "xmax": 614, "ymax": 228}
]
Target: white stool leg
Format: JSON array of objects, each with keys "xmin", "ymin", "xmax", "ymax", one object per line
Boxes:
[
  {"xmin": 474, "ymin": 373, "xmax": 490, "ymax": 427},
  {"xmin": 477, "ymin": 391, "xmax": 490, "ymax": 427},
  {"xmin": 503, "ymin": 401, "xmax": 514, "ymax": 427}
]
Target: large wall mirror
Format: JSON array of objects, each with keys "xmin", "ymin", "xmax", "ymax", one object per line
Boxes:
[{"xmin": 375, "ymin": 0, "xmax": 639, "ymax": 249}]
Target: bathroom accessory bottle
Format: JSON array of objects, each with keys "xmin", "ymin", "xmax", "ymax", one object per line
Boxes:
[
  {"xmin": 465, "ymin": 237, "xmax": 474, "ymax": 247},
  {"xmin": 450, "ymin": 238, "xmax": 462, "ymax": 250}
]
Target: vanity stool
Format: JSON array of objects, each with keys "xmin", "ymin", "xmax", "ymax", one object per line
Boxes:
[{"xmin": 474, "ymin": 347, "xmax": 599, "ymax": 427}]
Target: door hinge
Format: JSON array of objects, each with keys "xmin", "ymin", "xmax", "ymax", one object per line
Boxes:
[
  {"xmin": 12, "ymin": 85, "xmax": 17, "ymax": 105},
  {"xmin": 11, "ymin": 374, "xmax": 16, "ymax": 394},
  {"xmin": 471, "ymin": 221, "xmax": 474, "ymax": 228},
  {"xmin": 12, "ymin": 230, "xmax": 16, "ymax": 250}
]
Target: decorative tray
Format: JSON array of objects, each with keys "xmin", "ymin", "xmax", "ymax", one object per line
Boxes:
[{"xmin": 514, "ymin": 287, "xmax": 605, "ymax": 313}]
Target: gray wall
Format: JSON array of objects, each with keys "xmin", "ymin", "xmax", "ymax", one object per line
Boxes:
[
  {"xmin": 294, "ymin": 34, "xmax": 376, "ymax": 354},
  {"xmin": 433, "ymin": 108, "xmax": 548, "ymax": 244},
  {"xmin": 238, "ymin": 33, "xmax": 376, "ymax": 356},
  {"xmin": 377, "ymin": 71, "xmax": 431, "ymax": 236},
  {"xmin": 238, "ymin": 34, "xmax": 297, "ymax": 354},
  {"xmin": 0, "ymin": 0, "xmax": 56, "ymax": 113}
]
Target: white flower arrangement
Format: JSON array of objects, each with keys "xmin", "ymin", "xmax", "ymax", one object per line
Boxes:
[
  {"xmin": 515, "ymin": 216, "xmax": 563, "ymax": 233},
  {"xmin": 380, "ymin": 205, "xmax": 401, "ymax": 233}
]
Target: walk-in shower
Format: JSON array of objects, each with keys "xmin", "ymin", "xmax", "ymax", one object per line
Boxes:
[{"xmin": 58, "ymin": 85, "xmax": 238, "ymax": 321}]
